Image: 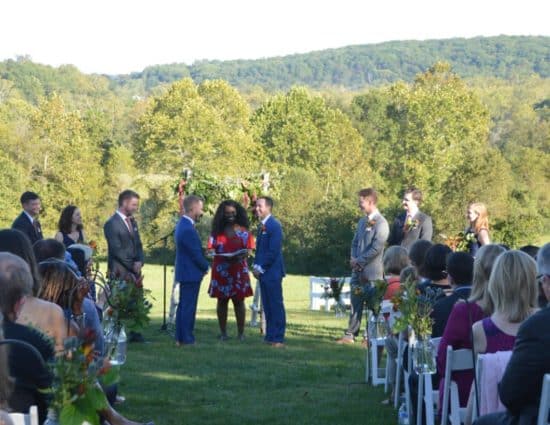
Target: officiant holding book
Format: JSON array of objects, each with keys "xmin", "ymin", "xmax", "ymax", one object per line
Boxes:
[{"xmin": 207, "ymin": 200, "xmax": 254, "ymax": 341}]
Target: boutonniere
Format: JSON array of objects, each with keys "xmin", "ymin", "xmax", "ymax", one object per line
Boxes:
[
  {"xmin": 261, "ymin": 224, "xmax": 267, "ymax": 235},
  {"xmin": 404, "ymin": 217, "xmax": 419, "ymax": 233},
  {"xmin": 366, "ymin": 219, "xmax": 377, "ymax": 231}
]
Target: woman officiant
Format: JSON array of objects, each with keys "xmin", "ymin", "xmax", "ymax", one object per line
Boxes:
[{"xmin": 207, "ymin": 200, "xmax": 254, "ymax": 341}]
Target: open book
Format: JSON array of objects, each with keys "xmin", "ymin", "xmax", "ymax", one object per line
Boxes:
[{"xmin": 214, "ymin": 248, "xmax": 249, "ymax": 258}]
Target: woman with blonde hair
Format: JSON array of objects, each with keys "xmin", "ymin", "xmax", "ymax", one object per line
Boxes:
[
  {"xmin": 466, "ymin": 202, "xmax": 491, "ymax": 257},
  {"xmin": 436, "ymin": 244, "xmax": 506, "ymax": 411},
  {"xmin": 472, "ymin": 250, "xmax": 538, "ymax": 354}
]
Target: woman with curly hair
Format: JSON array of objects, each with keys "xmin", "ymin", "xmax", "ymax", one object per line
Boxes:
[{"xmin": 207, "ymin": 200, "xmax": 254, "ymax": 340}]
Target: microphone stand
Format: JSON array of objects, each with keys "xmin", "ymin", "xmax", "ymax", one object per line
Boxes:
[{"xmin": 147, "ymin": 231, "xmax": 174, "ymax": 333}]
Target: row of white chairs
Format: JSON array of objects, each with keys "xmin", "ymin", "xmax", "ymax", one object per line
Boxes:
[
  {"xmin": 393, "ymin": 337, "xmax": 550, "ymax": 425},
  {"xmin": 309, "ymin": 276, "xmax": 352, "ymax": 311}
]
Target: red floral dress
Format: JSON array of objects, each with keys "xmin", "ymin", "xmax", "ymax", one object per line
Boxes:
[{"xmin": 207, "ymin": 226, "xmax": 254, "ymax": 300}]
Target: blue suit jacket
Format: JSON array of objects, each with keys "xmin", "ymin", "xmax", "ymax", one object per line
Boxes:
[
  {"xmin": 255, "ymin": 216, "xmax": 285, "ymax": 281},
  {"xmin": 174, "ymin": 217, "xmax": 209, "ymax": 283}
]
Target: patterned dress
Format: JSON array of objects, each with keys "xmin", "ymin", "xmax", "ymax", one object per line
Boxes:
[{"xmin": 208, "ymin": 226, "xmax": 254, "ymax": 300}]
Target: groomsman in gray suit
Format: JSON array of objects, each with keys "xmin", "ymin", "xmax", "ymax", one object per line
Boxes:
[
  {"xmin": 388, "ymin": 187, "xmax": 433, "ymax": 251},
  {"xmin": 337, "ymin": 188, "xmax": 389, "ymax": 345}
]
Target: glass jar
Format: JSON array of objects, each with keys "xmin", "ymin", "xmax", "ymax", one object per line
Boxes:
[
  {"xmin": 104, "ymin": 321, "xmax": 127, "ymax": 366},
  {"xmin": 412, "ymin": 335, "xmax": 436, "ymax": 374}
]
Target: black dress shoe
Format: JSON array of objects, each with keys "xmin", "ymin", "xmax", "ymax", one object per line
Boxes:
[{"xmin": 128, "ymin": 331, "xmax": 145, "ymax": 343}]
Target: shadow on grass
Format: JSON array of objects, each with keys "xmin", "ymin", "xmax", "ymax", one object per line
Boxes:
[{"xmin": 116, "ymin": 318, "xmax": 395, "ymax": 425}]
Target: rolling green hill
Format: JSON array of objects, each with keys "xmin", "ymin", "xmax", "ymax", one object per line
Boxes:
[{"xmin": 115, "ymin": 35, "xmax": 550, "ymax": 91}]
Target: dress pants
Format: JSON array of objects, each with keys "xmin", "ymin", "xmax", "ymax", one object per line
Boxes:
[
  {"xmin": 175, "ymin": 281, "xmax": 201, "ymax": 344},
  {"xmin": 259, "ymin": 277, "xmax": 286, "ymax": 343},
  {"xmin": 344, "ymin": 273, "xmax": 374, "ymax": 338}
]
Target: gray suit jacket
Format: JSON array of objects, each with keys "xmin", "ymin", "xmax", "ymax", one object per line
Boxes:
[
  {"xmin": 351, "ymin": 212, "xmax": 390, "ymax": 282},
  {"xmin": 104, "ymin": 213, "xmax": 144, "ymax": 276},
  {"xmin": 388, "ymin": 211, "xmax": 433, "ymax": 251}
]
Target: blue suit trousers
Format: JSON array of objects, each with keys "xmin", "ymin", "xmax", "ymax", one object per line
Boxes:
[
  {"xmin": 259, "ymin": 277, "xmax": 286, "ymax": 343},
  {"xmin": 175, "ymin": 281, "xmax": 201, "ymax": 344}
]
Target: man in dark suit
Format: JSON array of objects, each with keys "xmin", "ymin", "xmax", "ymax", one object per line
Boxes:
[
  {"xmin": 388, "ymin": 187, "xmax": 433, "ymax": 251},
  {"xmin": 475, "ymin": 243, "xmax": 550, "ymax": 425},
  {"xmin": 337, "ymin": 188, "xmax": 389, "ymax": 345},
  {"xmin": 431, "ymin": 251, "xmax": 473, "ymax": 337},
  {"xmin": 12, "ymin": 192, "xmax": 43, "ymax": 245},
  {"xmin": 104, "ymin": 190, "xmax": 145, "ymax": 342},
  {"xmin": 104, "ymin": 190, "xmax": 144, "ymax": 279},
  {"xmin": 174, "ymin": 195, "xmax": 209, "ymax": 346},
  {"xmin": 252, "ymin": 196, "xmax": 286, "ymax": 348}
]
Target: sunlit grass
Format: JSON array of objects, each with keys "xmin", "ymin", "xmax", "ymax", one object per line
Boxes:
[{"xmin": 108, "ymin": 264, "xmax": 396, "ymax": 425}]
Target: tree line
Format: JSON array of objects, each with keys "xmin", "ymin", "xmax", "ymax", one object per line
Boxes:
[
  {"xmin": 0, "ymin": 58, "xmax": 548, "ymax": 275},
  {"xmin": 116, "ymin": 36, "xmax": 550, "ymax": 91}
]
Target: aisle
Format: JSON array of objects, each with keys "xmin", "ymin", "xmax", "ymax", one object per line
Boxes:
[{"xmin": 115, "ymin": 268, "xmax": 396, "ymax": 425}]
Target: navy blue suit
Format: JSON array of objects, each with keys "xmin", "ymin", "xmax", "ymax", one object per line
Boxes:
[
  {"xmin": 174, "ymin": 216, "xmax": 209, "ymax": 344},
  {"xmin": 255, "ymin": 216, "xmax": 286, "ymax": 343}
]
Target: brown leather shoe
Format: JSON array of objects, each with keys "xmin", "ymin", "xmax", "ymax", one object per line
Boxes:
[
  {"xmin": 270, "ymin": 342, "xmax": 286, "ymax": 348},
  {"xmin": 335, "ymin": 337, "xmax": 355, "ymax": 345}
]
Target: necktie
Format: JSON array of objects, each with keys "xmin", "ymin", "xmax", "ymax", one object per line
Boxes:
[
  {"xmin": 33, "ymin": 219, "xmax": 42, "ymax": 235},
  {"xmin": 125, "ymin": 217, "xmax": 134, "ymax": 234}
]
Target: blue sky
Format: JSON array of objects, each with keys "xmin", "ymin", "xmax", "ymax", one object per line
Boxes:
[{"xmin": 1, "ymin": 0, "xmax": 548, "ymax": 74}]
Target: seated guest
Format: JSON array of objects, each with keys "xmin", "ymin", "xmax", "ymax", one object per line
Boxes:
[
  {"xmin": 0, "ymin": 314, "xmax": 13, "ymax": 410},
  {"xmin": 431, "ymin": 252, "xmax": 474, "ymax": 338},
  {"xmin": 0, "ymin": 229, "xmax": 67, "ymax": 353},
  {"xmin": 54, "ymin": 205, "xmax": 86, "ymax": 248},
  {"xmin": 473, "ymin": 246, "xmax": 546, "ymax": 425},
  {"xmin": 437, "ymin": 245, "xmax": 505, "ymax": 413},
  {"xmin": 34, "ymin": 238, "xmax": 80, "ymax": 277},
  {"xmin": 383, "ymin": 246, "xmax": 410, "ymax": 300},
  {"xmin": 519, "ymin": 245, "xmax": 545, "ymax": 308},
  {"xmin": 37, "ymin": 260, "xmax": 153, "ymax": 425},
  {"xmin": 67, "ymin": 244, "xmax": 97, "ymax": 302},
  {"xmin": 472, "ymin": 250, "xmax": 538, "ymax": 355},
  {"xmin": 33, "ymin": 238, "xmax": 66, "ymax": 262},
  {"xmin": 519, "ymin": 245, "xmax": 539, "ymax": 260},
  {"xmin": 0, "ymin": 252, "xmax": 53, "ymax": 424},
  {"xmin": 417, "ymin": 243, "xmax": 453, "ymax": 301},
  {"xmin": 408, "ymin": 239, "xmax": 432, "ymax": 282}
]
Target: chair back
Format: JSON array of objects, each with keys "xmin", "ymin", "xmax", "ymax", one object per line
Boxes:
[
  {"xmin": 8, "ymin": 406, "xmax": 39, "ymax": 425},
  {"xmin": 537, "ymin": 374, "xmax": 550, "ymax": 425},
  {"xmin": 440, "ymin": 346, "xmax": 474, "ymax": 425}
]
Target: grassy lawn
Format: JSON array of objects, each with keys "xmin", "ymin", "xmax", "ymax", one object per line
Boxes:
[{"xmin": 110, "ymin": 264, "xmax": 397, "ymax": 425}]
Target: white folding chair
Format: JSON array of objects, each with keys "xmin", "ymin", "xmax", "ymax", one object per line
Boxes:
[
  {"xmin": 403, "ymin": 339, "xmax": 414, "ymax": 425},
  {"xmin": 366, "ymin": 305, "xmax": 392, "ymax": 387},
  {"xmin": 537, "ymin": 374, "xmax": 550, "ymax": 425},
  {"xmin": 417, "ymin": 337, "xmax": 442, "ymax": 425},
  {"xmin": 440, "ymin": 346, "xmax": 474, "ymax": 425},
  {"xmin": 470, "ymin": 354, "xmax": 483, "ymax": 423},
  {"xmin": 8, "ymin": 406, "xmax": 39, "ymax": 425},
  {"xmin": 309, "ymin": 276, "xmax": 329, "ymax": 310},
  {"xmin": 393, "ymin": 331, "xmax": 406, "ymax": 408}
]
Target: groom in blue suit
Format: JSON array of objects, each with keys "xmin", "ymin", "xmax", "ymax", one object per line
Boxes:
[
  {"xmin": 253, "ymin": 197, "xmax": 286, "ymax": 347},
  {"xmin": 174, "ymin": 195, "xmax": 209, "ymax": 346}
]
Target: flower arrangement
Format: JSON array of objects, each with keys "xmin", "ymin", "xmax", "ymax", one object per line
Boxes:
[
  {"xmin": 102, "ymin": 274, "xmax": 153, "ymax": 331},
  {"xmin": 443, "ymin": 230, "xmax": 477, "ymax": 252},
  {"xmin": 391, "ymin": 277, "xmax": 437, "ymax": 338},
  {"xmin": 353, "ymin": 279, "xmax": 387, "ymax": 316},
  {"xmin": 45, "ymin": 329, "xmax": 118, "ymax": 425}
]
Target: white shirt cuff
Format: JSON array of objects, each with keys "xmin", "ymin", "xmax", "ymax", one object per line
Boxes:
[{"xmin": 253, "ymin": 264, "xmax": 265, "ymax": 274}]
